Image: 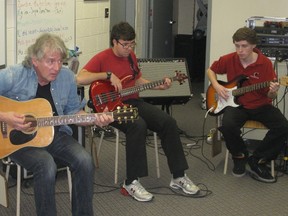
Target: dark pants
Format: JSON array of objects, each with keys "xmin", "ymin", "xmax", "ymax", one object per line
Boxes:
[
  {"xmin": 219, "ymin": 105, "xmax": 288, "ymax": 160},
  {"xmin": 111, "ymin": 99, "xmax": 188, "ymax": 180}
]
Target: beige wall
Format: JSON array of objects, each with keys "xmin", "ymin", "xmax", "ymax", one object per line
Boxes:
[{"xmin": 206, "ymin": 0, "xmax": 288, "ymax": 76}]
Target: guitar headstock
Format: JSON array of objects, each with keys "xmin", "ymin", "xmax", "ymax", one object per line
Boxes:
[
  {"xmin": 113, "ymin": 106, "xmax": 139, "ymax": 124},
  {"xmin": 174, "ymin": 70, "xmax": 188, "ymax": 85}
]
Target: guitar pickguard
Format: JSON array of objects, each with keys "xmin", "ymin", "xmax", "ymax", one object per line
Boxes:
[
  {"xmin": 9, "ymin": 130, "xmax": 37, "ymax": 145},
  {"xmin": 213, "ymin": 86, "xmax": 239, "ymax": 114}
]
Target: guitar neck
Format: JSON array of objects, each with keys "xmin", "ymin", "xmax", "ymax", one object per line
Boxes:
[
  {"xmin": 119, "ymin": 76, "xmax": 177, "ymax": 97},
  {"xmin": 32, "ymin": 113, "xmax": 111, "ymax": 127},
  {"xmin": 233, "ymin": 81, "xmax": 270, "ymax": 96}
]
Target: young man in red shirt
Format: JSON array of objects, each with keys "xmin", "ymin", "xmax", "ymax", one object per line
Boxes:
[
  {"xmin": 77, "ymin": 22, "xmax": 200, "ymax": 202},
  {"xmin": 207, "ymin": 27, "xmax": 288, "ymax": 183}
]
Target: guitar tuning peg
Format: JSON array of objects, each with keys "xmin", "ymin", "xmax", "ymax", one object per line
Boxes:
[
  {"xmin": 128, "ymin": 105, "xmax": 134, "ymax": 111},
  {"xmin": 117, "ymin": 117, "xmax": 122, "ymax": 124}
]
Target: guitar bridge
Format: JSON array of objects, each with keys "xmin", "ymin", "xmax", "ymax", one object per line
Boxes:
[
  {"xmin": 1, "ymin": 121, "xmax": 8, "ymax": 138},
  {"xmin": 95, "ymin": 95, "xmax": 103, "ymax": 105}
]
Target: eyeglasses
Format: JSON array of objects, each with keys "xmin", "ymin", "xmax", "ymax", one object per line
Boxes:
[{"xmin": 117, "ymin": 41, "xmax": 136, "ymax": 49}]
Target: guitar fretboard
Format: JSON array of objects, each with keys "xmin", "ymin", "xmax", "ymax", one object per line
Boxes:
[
  {"xmin": 120, "ymin": 78, "xmax": 173, "ymax": 97},
  {"xmin": 35, "ymin": 114, "xmax": 98, "ymax": 127},
  {"xmin": 232, "ymin": 81, "xmax": 270, "ymax": 96}
]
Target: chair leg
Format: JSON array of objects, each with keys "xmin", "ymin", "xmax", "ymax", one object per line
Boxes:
[
  {"xmin": 114, "ymin": 129, "xmax": 119, "ymax": 185},
  {"xmin": 90, "ymin": 127, "xmax": 100, "ymax": 168},
  {"xmin": 271, "ymin": 160, "xmax": 275, "ymax": 177},
  {"xmin": 3, "ymin": 158, "xmax": 21, "ymax": 215},
  {"xmin": 153, "ymin": 132, "xmax": 160, "ymax": 178},
  {"xmin": 16, "ymin": 163, "xmax": 21, "ymax": 216},
  {"xmin": 67, "ymin": 167, "xmax": 72, "ymax": 201},
  {"xmin": 223, "ymin": 149, "xmax": 229, "ymax": 174},
  {"xmin": 96, "ymin": 131, "xmax": 105, "ymax": 159},
  {"xmin": 4, "ymin": 159, "xmax": 11, "ymax": 181}
]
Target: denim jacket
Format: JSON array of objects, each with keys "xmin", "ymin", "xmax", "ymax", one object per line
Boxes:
[{"xmin": 0, "ymin": 64, "xmax": 86, "ymax": 135}]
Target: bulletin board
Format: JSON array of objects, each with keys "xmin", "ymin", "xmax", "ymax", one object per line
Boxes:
[
  {"xmin": 16, "ymin": 0, "xmax": 75, "ymax": 63},
  {"xmin": 0, "ymin": 1, "xmax": 6, "ymax": 69}
]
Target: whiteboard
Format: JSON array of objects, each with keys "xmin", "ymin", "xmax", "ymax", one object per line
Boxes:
[
  {"xmin": 16, "ymin": 0, "xmax": 75, "ymax": 63},
  {"xmin": 0, "ymin": 1, "xmax": 6, "ymax": 68}
]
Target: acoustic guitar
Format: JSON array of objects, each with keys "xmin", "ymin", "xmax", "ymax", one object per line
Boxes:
[
  {"xmin": 0, "ymin": 96, "xmax": 138, "ymax": 158},
  {"xmin": 89, "ymin": 71, "xmax": 187, "ymax": 112},
  {"xmin": 206, "ymin": 75, "xmax": 288, "ymax": 116}
]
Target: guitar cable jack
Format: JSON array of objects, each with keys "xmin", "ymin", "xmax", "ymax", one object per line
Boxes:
[{"xmin": 205, "ymin": 107, "xmax": 214, "ymax": 118}]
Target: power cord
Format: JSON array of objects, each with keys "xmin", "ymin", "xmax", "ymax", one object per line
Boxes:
[{"xmin": 147, "ymin": 183, "xmax": 212, "ymax": 198}]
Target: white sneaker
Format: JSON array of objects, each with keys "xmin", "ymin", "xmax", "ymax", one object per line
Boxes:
[
  {"xmin": 122, "ymin": 180, "xmax": 154, "ymax": 202},
  {"xmin": 170, "ymin": 174, "xmax": 200, "ymax": 195}
]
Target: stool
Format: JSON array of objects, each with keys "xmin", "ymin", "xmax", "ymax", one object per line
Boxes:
[{"xmin": 223, "ymin": 120, "xmax": 275, "ymax": 177}]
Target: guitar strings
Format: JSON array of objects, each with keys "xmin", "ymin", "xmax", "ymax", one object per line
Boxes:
[{"xmin": 94, "ymin": 80, "xmax": 166, "ymax": 105}]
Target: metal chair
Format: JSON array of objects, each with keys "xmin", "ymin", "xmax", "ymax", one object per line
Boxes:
[
  {"xmin": 91, "ymin": 127, "xmax": 160, "ymax": 184},
  {"xmin": 223, "ymin": 120, "xmax": 275, "ymax": 177},
  {"xmin": 2, "ymin": 158, "xmax": 72, "ymax": 216}
]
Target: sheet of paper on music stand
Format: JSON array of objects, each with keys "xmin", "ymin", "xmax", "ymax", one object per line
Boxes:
[{"xmin": 0, "ymin": 173, "xmax": 8, "ymax": 207}]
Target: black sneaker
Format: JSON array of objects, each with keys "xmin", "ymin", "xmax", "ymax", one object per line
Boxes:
[
  {"xmin": 232, "ymin": 153, "xmax": 248, "ymax": 177},
  {"xmin": 247, "ymin": 156, "xmax": 275, "ymax": 183}
]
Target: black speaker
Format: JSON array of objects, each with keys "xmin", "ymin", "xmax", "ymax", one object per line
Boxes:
[
  {"xmin": 174, "ymin": 34, "xmax": 206, "ymax": 81},
  {"xmin": 137, "ymin": 58, "xmax": 193, "ymax": 105}
]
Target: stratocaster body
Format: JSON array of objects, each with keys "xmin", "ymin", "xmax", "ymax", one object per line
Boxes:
[
  {"xmin": 206, "ymin": 75, "xmax": 247, "ymax": 116},
  {"xmin": 206, "ymin": 75, "xmax": 288, "ymax": 115}
]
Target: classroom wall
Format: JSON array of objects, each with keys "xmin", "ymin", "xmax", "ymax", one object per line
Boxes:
[
  {"xmin": 6, "ymin": 0, "xmax": 110, "ymax": 70},
  {"xmin": 205, "ymin": 0, "xmax": 288, "ymax": 90}
]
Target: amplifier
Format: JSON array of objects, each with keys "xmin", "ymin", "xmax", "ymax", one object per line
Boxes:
[
  {"xmin": 254, "ymin": 26, "xmax": 288, "ymax": 35},
  {"xmin": 258, "ymin": 46, "xmax": 288, "ymax": 60},
  {"xmin": 137, "ymin": 58, "xmax": 193, "ymax": 105},
  {"xmin": 257, "ymin": 34, "xmax": 288, "ymax": 47}
]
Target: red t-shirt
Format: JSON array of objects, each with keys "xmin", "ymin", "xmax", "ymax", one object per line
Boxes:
[
  {"xmin": 210, "ymin": 49, "xmax": 276, "ymax": 109},
  {"xmin": 83, "ymin": 48, "xmax": 142, "ymax": 101}
]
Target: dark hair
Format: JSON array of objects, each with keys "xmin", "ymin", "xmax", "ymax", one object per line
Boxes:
[
  {"xmin": 232, "ymin": 27, "xmax": 258, "ymax": 45},
  {"xmin": 110, "ymin": 21, "xmax": 136, "ymax": 46}
]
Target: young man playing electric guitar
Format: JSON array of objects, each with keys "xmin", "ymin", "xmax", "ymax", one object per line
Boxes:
[
  {"xmin": 207, "ymin": 27, "xmax": 288, "ymax": 183},
  {"xmin": 76, "ymin": 21, "xmax": 200, "ymax": 202}
]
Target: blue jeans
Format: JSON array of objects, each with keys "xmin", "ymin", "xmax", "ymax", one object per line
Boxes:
[{"xmin": 10, "ymin": 131, "xmax": 94, "ymax": 216}]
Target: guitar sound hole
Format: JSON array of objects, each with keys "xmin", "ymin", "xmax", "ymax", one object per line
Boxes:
[
  {"xmin": 9, "ymin": 129, "xmax": 37, "ymax": 145},
  {"xmin": 24, "ymin": 114, "xmax": 37, "ymax": 133}
]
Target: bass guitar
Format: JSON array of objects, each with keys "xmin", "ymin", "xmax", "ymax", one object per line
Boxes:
[
  {"xmin": 0, "ymin": 96, "xmax": 138, "ymax": 158},
  {"xmin": 89, "ymin": 71, "xmax": 187, "ymax": 112},
  {"xmin": 206, "ymin": 75, "xmax": 288, "ymax": 116}
]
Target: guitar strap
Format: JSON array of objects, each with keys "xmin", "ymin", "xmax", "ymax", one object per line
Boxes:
[{"xmin": 128, "ymin": 54, "xmax": 139, "ymax": 80}]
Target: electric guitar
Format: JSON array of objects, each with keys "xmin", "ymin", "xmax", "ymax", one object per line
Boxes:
[
  {"xmin": 206, "ymin": 75, "xmax": 288, "ymax": 116},
  {"xmin": 89, "ymin": 71, "xmax": 187, "ymax": 112},
  {"xmin": 0, "ymin": 96, "xmax": 138, "ymax": 159}
]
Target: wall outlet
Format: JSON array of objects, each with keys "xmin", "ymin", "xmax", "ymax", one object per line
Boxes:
[{"xmin": 105, "ymin": 8, "xmax": 109, "ymax": 18}]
